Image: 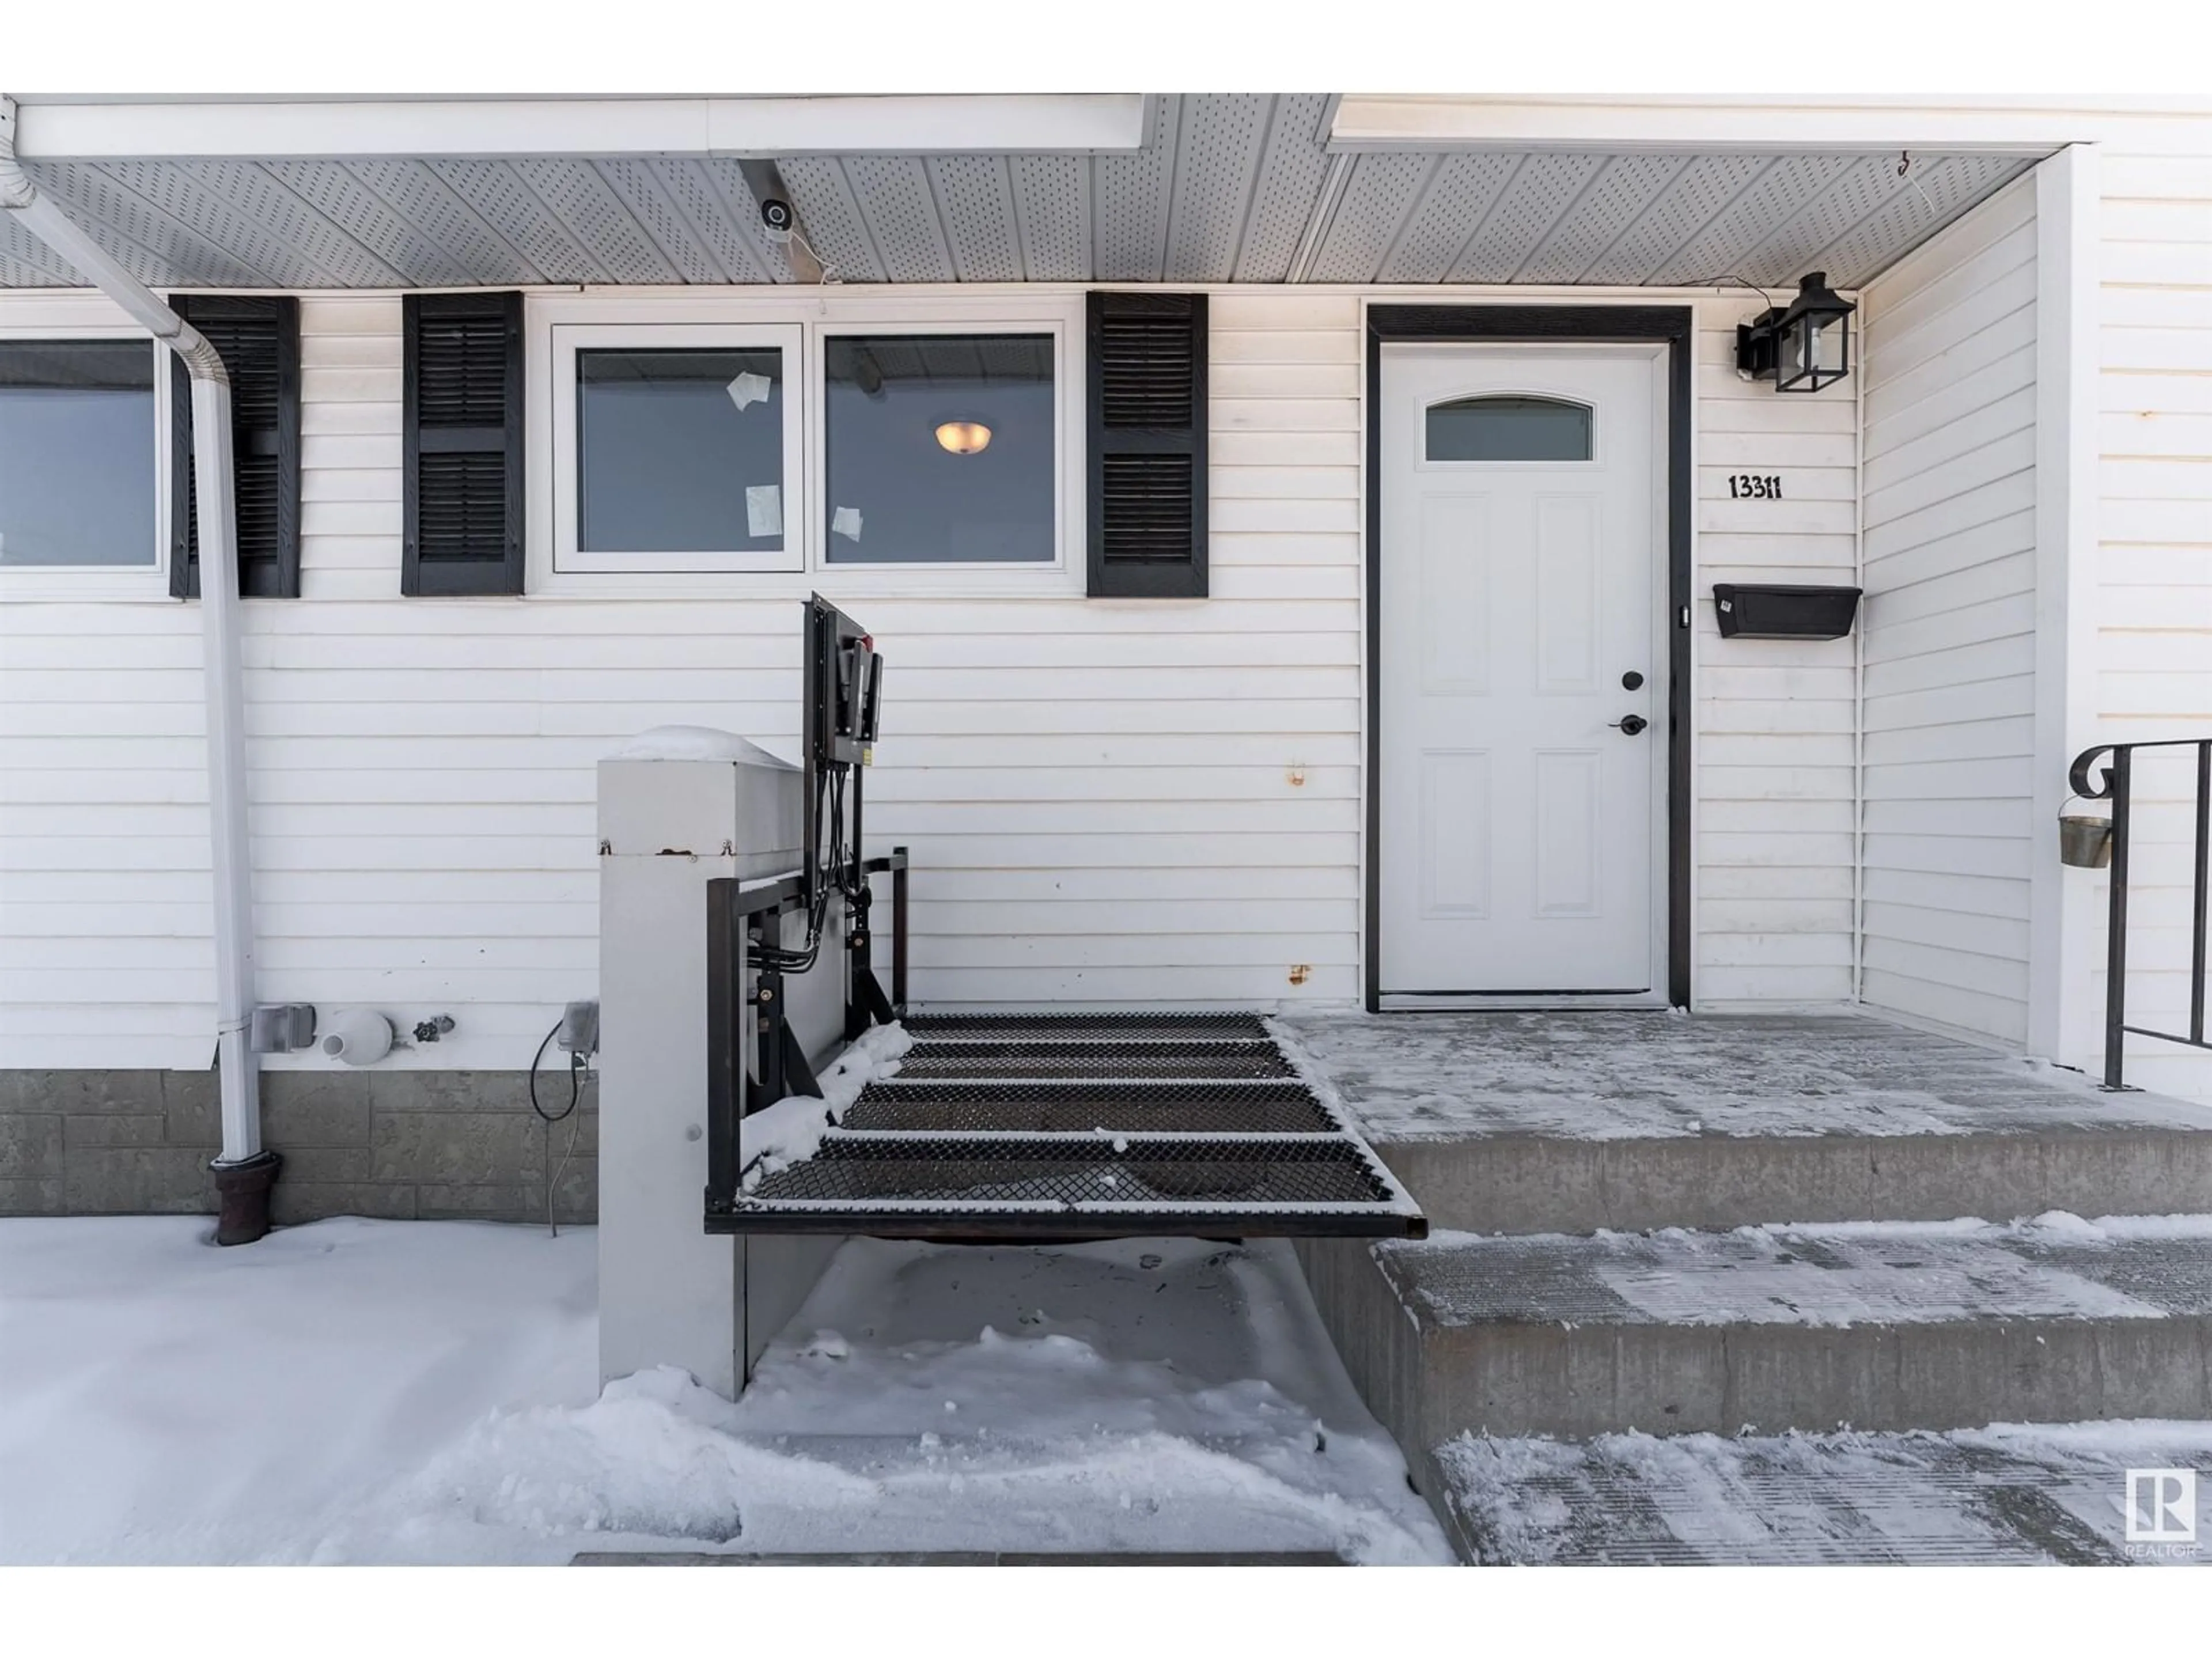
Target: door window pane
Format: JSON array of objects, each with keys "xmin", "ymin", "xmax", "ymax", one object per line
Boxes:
[
  {"xmin": 0, "ymin": 340, "xmax": 156, "ymax": 566},
  {"xmin": 577, "ymin": 347, "xmax": 785, "ymax": 552},
  {"xmin": 1426, "ymin": 395, "xmax": 1593, "ymax": 463},
  {"xmin": 824, "ymin": 334, "xmax": 1054, "ymax": 564}
]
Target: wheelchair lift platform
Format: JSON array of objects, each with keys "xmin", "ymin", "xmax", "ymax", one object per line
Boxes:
[{"xmin": 710, "ymin": 1011, "xmax": 1426, "ymax": 1242}]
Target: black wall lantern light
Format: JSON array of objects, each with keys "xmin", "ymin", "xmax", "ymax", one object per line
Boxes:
[{"xmin": 1735, "ymin": 272, "xmax": 1855, "ymax": 393}]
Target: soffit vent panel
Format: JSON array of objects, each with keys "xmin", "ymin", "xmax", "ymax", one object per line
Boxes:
[
  {"xmin": 1580, "ymin": 153, "xmax": 1775, "ymax": 287},
  {"xmin": 593, "ymin": 158, "xmax": 735, "ymax": 285},
  {"xmin": 773, "ymin": 156, "xmax": 888, "ymax": 283},
  {"xmin": 507, "ymin": 158, "xmax": 684, "ymax": 285},
  {"xmin": 88, "ymin": 158, "xmax": 346, "ymax": 287},
  {"xmin": 1450, "ymin": 151, "xmax": 1610, "ymax": 282},
  {"xmin": 642, "ymin": 158, "xmax": 780, "ymax": 285},
  {"xmin": 844, "ymin": 156, "xmax": 957, "ymax": 283},
  {"xmin": 1009, "ymin": 153, "xmax": 1090, "ymax": 282},
  {"xmin": 1513, "ymin": 153, "xmax": 1693, "ymax": 286},
  {"xmin": 342, "ymin": 159, "xmax": 548, "ymax": 286},
  {"xmin": 1647, "ymin": 153, "xmax": 1866, "ymax": 288},
  {"xmin": 3, "ymin": 105, "xmax": 2038, "ymax": 292},
  {"xmin": 928, "ymin": 156, "xmax": 1023, "ymax": 283},
  {"xmin": 263, "ymin": 160, "xmax": 480, "ymax": 288},
  {"xmin": 28, "ymin": 160, "xmax": 271, "ymax": 288},
  {"xmin": 1229, "ymin": 93, "xmax": 1337, "ymax": 283},
  {"xmin": 1092, "ymin": 93, "xmax": 1182, "ymax": 282},
  {"xmin": 1308, "ymin": 152, "xmax": 1438, "ymax": 284},
  {"xmin": 425, "ymin": 160, "xmax": 608, "ymax": 285},
  {"xmin": 1162, "ymin": 93, "xmax": 1272, "ymax": 283},
  {"xmin": 1810, "ymin": 154, "xmax": 2034, "ymax": 293},
  {"xmin": 1374, "ymin": 150, "xmax": 1520, "ymax": 283}
]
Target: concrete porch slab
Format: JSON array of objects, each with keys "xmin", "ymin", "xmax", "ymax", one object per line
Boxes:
[{"xmin": 1274, "ymin": 1011, "xmax": 2212, "ymax": 1232}]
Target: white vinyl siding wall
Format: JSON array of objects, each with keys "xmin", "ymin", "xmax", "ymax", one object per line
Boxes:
[
  {"xmin": 1856, "ymin": 176, "xmax": 2041, "ymax": 1044},
  {"xmin": 2092, "ymin": 147, "xmax": 2212, "ymax": 1100},
  {"xmin": 2, "ymin": 284, "xmax": 1870, "ymax": 1067},
  {"xmin": 1693, "ymin": 299, "xmax": 1861, "ymax": 1006}
]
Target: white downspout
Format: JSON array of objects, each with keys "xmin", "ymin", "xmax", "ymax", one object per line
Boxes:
[{"xmin": 1, "ymin": 97, "xmax": 263, "ymax": 1177}]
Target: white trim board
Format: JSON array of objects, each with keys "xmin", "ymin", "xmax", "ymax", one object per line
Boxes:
[
  {"xmin": 10, "ymin": 96, "xmax": 1151, "ymax": 161},
  {"xmin": 1330, "ymin": 96, "xmax": 2211, "ymax": 154}
]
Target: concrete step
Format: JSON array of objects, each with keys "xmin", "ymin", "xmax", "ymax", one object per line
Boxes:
[
  {"xmin": 1298, "ymin": 1215, "xmax": 2212, "ymax": 1448},
  {"xmin": 1370, "ymin": 1120, "xmax": 2212, "ymax": 1234},
  {"xmin": 1430, "ymin": 1420, "xmax": 2212, "ymax": 1565},
  {"xmin": 1275, "ymin": 1011, "xmax": 2212, "ymax": 1232}
]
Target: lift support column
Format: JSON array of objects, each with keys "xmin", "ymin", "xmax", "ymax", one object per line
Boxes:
[{"xmin": 596, "ymin": 736, "xmax": 844, "ymax": 1395}]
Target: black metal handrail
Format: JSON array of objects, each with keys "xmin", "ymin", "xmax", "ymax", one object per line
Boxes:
[
  {"xmin": 2070, "ymin": 740, "xmax": 2212, "ymax": 1089},
  {"xmin": 704, "ymin": 847, "xmax": 908, "ymax": 1216}
]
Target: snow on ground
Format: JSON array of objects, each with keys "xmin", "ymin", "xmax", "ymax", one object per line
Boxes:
[{"xmin": 0, "ymin": 1217, "xmax": 1447, "ymax": 1565}]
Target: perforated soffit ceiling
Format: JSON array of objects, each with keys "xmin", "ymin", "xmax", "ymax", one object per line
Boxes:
[{"xmin": 0, "ymin": 94, "xmax": 2035, "ymax": 291}]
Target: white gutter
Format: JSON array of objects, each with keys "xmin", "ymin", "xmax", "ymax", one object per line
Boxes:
[{"xmin": 1, "ymin": 96, "xmax": 263, "ymax": 1175}]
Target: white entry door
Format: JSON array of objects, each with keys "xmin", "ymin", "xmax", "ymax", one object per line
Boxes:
[{"xmin": 1377, "ymin": 344, "xmax": 1666, "ymax": 998}]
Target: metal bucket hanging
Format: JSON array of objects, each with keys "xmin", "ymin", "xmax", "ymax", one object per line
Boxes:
[{"xmin": 2058, "ymin": 800, "xmax": 2113, "ymax": 869}]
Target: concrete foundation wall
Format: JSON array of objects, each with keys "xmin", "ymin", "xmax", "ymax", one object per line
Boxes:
[{"xmin": 0, "ymin": 1069, "xmax": 596, "ymax": 1224}]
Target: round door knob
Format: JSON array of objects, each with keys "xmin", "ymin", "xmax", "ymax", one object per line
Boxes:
[{"xmin": 1609, "ymin": 714, "xmax": 1650, "ymax": 736}]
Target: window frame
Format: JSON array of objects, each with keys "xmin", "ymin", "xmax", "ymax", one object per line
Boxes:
[
  {"xmin": 0, "ymin": 313, "xmax": 173, "ymax": 602},
  {"xmin": 550, "ymin": 320, "xmax": 805, "ymax": 577},
  {"xmin": 525, "ymin": 291, "xmax": 1085, "ymax": 600},
  {"xmin": 813, "ymin": 317, "xmax": 1068, "ymax": 576}
]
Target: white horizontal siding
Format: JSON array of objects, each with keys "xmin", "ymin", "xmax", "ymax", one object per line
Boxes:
[
  {"xmin": 2090, "ymin": 147, "xmax": 2212, "ymax": 1101},
  {"xmin": 4, "ymin": 281, "xmax": 1881, "ymax": 1066},
  {"xmin": 1690, "ymin": 298, "xmax": 1860, "ymax": 1004},
  {"xmin": 1857, "ymin": 174, "xmax": 2040, "ymax": 1044}
]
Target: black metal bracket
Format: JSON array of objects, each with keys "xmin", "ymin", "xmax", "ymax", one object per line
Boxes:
[
  {"xmin": 2070, "ymin": 737, "xmax": 2212, "ymax": 1092},
  {"xmin": 705, "ymin": 848, "xmax": 913, "ymax": 1223},
  {"xmin": 843, "ymin": 847, "xmax": 909, "ymax": 1041}
]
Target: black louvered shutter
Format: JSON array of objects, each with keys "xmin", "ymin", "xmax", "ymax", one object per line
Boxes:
[
  {"xmin": 403, "ymin": 291, "xmax": 524, "ymax": 596},
  {"xmin": 169, "ymin": 296, "xmax": 301, "ymax": 599},
  {"xmin": 1088, "ymin": 291, "xmax": 1207, "ymax": 599}
]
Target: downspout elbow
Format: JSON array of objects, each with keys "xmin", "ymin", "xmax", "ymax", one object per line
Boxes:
[{"xmin": 0, "ymin": 96, "xmax": 225, "ymax": 385}]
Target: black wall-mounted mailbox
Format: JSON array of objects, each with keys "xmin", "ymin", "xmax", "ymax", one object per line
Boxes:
[{"xmin": 1713, "ymin": 583, "xmax": 1862, "ymax": 640}]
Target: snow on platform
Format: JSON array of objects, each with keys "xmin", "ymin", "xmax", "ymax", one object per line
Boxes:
[
  {"xmin": 1435, "ymin": 1422, "xmax": 2212, "ymax": 1565},
  {"xmin": 1274, "ymin": 1009, "xmax": 2212, "ymax": 1143},
  {"xmin": 0, "ymin": 1217, "xmax": 1448, "ymax": 1566}
]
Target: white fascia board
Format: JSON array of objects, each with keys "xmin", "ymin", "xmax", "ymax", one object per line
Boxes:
[
  {"xmin": 10, "ymin": 94, "xmax": 1149, "ymax": 161},
  {"xmin": 1327, "ymin": 94, "xmax": 2212, "ymax": 155}
]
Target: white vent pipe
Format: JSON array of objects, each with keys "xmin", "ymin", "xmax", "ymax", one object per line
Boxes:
[{"xmin": 1, "ymin": 96, "xmax": 263, "ymax": 1171}]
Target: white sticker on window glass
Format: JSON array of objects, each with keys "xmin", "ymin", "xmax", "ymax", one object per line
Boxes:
[
  {"xmin": 745, "ymin": 484, "xmax": 782, "ymax": 539},
  {"xmin": 726, "ymin": 371, "xmax": 772, "ymax": 412},
  {"xmin": 831, "ymin": 506, "xmax": 864, "ymax": 543}
]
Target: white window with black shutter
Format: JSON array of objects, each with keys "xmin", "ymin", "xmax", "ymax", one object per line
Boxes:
[
  {"xmin": 170, "ymin": 294, "xmax": 301, "ymax": 600},
  {"xmin": 404, "ymin": 291, "xmax": 524, "ymax": 596},
  {"xmin": 1088, "ymin": 291, "xmax": 1207, "ymax": 599},
  {"xmin": 524, "ymin": 291, "xmax": 1086, "ymax": 598}
]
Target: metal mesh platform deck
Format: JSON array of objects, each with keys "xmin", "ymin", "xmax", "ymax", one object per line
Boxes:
[
  {"xmin": 892, "ymin": 1040, "xmax": 1294, "ymax": 1080},
  {"xmin": 899, "ymin": 1012, "xmax": 1272, "ymax": 1041},
  {"xmin": 844, "ymin": 1080, "xmax": 1336, "ymax": 1134},
  {"xmin": 706, "ymin": 1012, "xmax": 1425, "ymax": 1240}
]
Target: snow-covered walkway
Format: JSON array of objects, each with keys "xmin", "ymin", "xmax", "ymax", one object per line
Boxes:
[{"xmin": 0, "ymin": 1217, "xmax": 1448, "ymax": 1565}]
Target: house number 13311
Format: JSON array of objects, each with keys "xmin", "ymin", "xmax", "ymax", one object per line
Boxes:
[{"xmin": 1728, "ymin": 474, "xmax": 1783, "ymax": 499}]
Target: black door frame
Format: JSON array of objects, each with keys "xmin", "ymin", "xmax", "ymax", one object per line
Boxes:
[{"xmin": 1363, "ymin": 304, "xmax": 1694, "ymax": 1012}]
